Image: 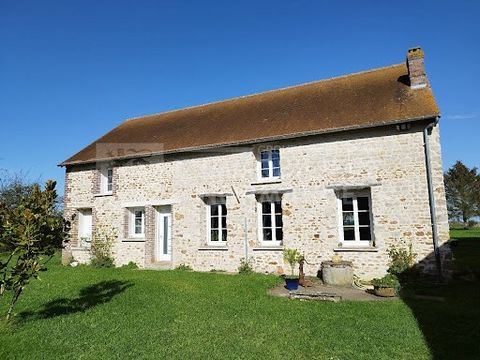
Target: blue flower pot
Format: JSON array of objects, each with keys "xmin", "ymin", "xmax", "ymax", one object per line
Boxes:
[{"xmin": 285, "ymin": 277, "xmax": 299, "ymax": 291}]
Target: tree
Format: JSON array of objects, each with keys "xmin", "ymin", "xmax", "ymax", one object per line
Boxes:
[
  {"xmin": 0, "ymin": 180, "xmax": 70, "ymax": 320},
  {"xmin": 444, "ymin": 161, "xmax": 480, "ymax": 226}
]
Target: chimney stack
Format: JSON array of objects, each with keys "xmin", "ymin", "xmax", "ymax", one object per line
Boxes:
[{"xmin": 406, "ymin": 47, "xmax": 427, "ymax": 89}]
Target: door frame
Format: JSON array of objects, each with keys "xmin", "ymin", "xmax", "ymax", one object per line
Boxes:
[{"xmin": 155, "ymin": 207, "xmax": 172, "ymax": 262}]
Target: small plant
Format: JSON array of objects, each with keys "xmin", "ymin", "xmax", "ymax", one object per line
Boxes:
[
  {"xmin": 387, "ymin": 243, "xmax": 417, "ymax": 275},
  {"xmin": 175, "ymin": 263, "xmax": 192, "ymax": 271},
  {"xmin": 238, "ymin": 258, "xmax": 254, "ymax": 274},
  {"xmin": 90, "ymin": 228, "xmax": 116, "ymax": 268},
  {"xmin": 283, "ymin": 248, "xmax": 301, "ymax": 278},
  {"xmin": 121, "ymin": 261, "xmax": 138, "ymax": 269},
  {"xmin": 371, "ymin": 274, "xmax": 400, "ymax": 294}
]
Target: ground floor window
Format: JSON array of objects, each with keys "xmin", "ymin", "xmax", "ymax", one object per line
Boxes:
[
  {"xmin": 129, "ymin": 207, "xmax": 145, "ymax": 237},
  {"xmin": 258, "ymin": 195, "xmax": 283, "ymax": 245},
  {"xmin": 337, "ymin": 192, "xmax": 373, "ymax": 245},
  {"xmin": 206, "ymin": 197, "xmax": 227, "ymax": 244}
]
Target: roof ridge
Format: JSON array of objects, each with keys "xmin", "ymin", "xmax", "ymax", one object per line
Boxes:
[{"xmin": 124, "ymin": 62, "xmax": 405, "ymax": 123}]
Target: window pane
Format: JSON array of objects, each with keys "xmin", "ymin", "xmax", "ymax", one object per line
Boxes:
[
  {"xmin": 221, "ymin": 216, "xmax": 227, "ymax": 229},
  {"xmin": 357, "ymin": 197, "xmax": 370, "ymax": 211},
  {"xmin": 343, "ymin": 212, "xmax": 355, "ymax": 226},
  {"xmin": 358, "ymin": 212, "xmax": 371, "ymax": 226},
  {"xmin": 210, "ymin": 205, "xmax": 218, "ymax": 216},
  {"xmin": 272, "ymin": 167, "xmax": 281, "ymax": 177},
  {"xmin": 341, "ymin": 198, "xmax": 353, "ymax": 211},
  {"xmin": 222, "ymin": 229, "xmax": 227, "ymax": 241},
  {"xmin": 260, "ymin": 151, "xmax": 269, "ymax": 161},
  {"xmin": 271, "ymin": 149, "xmax": 280, "ymax": 160},
  {"xmin": 275, "ymin": 228, "xmax": 283, "ymax": 241},
  {"xmin": 343, "ymin": 228, "xmax": 355, "ymax": 240},
  {"xmin": 274, "ymin": 201, "xmax": 282, "ymax": 214},
  {"xmin": 261, "ymin": 169, "xmax": 269, "ymax": 177},
  {"xmin": 262, "ymin": 202, "xmax": 271, "ymax": 214},
  {"xmin": 211, "ymin": 230, "xmax": 219, "ymax": 241},
  {"xmin": 263, "ymin": 215, "xmax": 272, "ymax": 227},
  {"xmin": 211, "ymin": 216, "xmax": 219, "ymax": 229},
  {"xmin": 220, "ymin": 204, "xmax": 227, "ymax": 216},
  {"xmin": 263, "ymin": 229, "xmax": 272, "ymax": 241},
  {"xmin": 275, "ymin": 214, "xmax": 283, "ymax": 227},
  {"xmin": 359, "ymin": 227, "xmax": 371, "ymax": 241}
]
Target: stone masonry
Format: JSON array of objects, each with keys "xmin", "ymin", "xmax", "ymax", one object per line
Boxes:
[{"xmin": 63, "ymin": 121, "xmax": 449, "ymax": 279}]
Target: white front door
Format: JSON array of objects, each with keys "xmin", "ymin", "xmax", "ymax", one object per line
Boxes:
[{"xmin": 156, "ymin": 209, "xmax": 172, "ymax": 261}]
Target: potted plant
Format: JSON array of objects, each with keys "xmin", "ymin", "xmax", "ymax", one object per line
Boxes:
[
  {"xmin": 371, "ymin": 274, "xmax": 400, "ymax": 297},
  {"xmin": 283, "ymin": 248, "xmax": 301, "ymax": 290}
]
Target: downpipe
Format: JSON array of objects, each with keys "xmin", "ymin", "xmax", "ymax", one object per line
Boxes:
[{"xmin": 423, "ymin": 117, "xmax": 443, "ymax": 281}]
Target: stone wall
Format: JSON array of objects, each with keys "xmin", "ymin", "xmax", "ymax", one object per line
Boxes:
[{"xmin": 63, "ymin": 121, "xmax": 449, "ymax": 279}]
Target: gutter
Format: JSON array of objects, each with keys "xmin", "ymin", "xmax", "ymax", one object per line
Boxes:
[{"xmin": 423, "ymin": 117, "xmax": 443, "ymax": 281}]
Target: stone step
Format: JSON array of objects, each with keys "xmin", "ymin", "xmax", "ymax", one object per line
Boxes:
[{"xmin": 145, "ymin": 261, "xmax": 173, "ymax": 270}]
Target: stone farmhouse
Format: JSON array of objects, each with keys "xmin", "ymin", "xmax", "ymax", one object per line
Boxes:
[{"xmin": 61, "ymin": 47, "xmax": 449, "ymax": 279}]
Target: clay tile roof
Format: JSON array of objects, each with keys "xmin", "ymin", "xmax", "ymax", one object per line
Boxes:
[{"xmin": 61, "ymin": 62, "xmax": 439, "ymax": 166}]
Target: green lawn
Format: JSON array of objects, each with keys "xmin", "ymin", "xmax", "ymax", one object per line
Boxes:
[{"xmin": 0, "ymin": 230, "xmax": 479, "ymax": 359}]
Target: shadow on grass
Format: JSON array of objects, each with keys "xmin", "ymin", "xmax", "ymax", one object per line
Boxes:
[
  {"xmin": 399, "ymin": 236, "xmax": 480, "ymax": 360},
  {"xmin": 19, "ymin": 280, "xmax": 133, "ymax": 321}
]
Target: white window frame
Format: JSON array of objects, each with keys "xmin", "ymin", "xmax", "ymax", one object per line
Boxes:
[
  {"xmin": 257, "ymin": 195, "xmax": 283, "ymax": 246},
  {"xmin": 130, "ymin": 207, "xmax": 145, "ymax": 238},
  {"xmin": 205, "ymin": 197, "xmax": 227, "ymax": 246},
  {"xmin": 78, "ymin": 208, "xmax": 93, "ymax": 248},
  {"xmin": 337, "ymin": 192, "xmax": 374, "ymax": 247},
  {"xmin": 100, "ymin": 167, "xmax": 113, "ymax": 194},
  {"xmin": 258, "ymin": 148, "xmax": 281, "ymax": 180}
]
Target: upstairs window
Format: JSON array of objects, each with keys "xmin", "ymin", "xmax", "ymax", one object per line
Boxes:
[
  {"xmin": 206, "ymin": 198, "xmax": 227, "ymax": 245},
  {"xmin": 259, "ymin": 149, "xmax": 281, "ymax": 179},
  {"xmin": 100, "ymin": 167, "xmax": 113, "ymax": 194},
  {"xmin": 258, "ymin": 195, "xmax": 283, "ymax": 245},
  {"xmin": 338, "ymin": 193, "xmax": 373, "ymax": 246}
]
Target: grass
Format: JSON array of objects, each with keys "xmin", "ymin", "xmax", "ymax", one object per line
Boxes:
[{"xmin": 0, "ymin": 229, "xmax": 478, "ymax": 359}]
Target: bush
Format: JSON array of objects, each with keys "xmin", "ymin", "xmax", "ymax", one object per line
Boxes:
[
  {"xmin": 90, "ymin": 228, "xmax": 116, "ymax": 268},
  {"xmin": 175, "ymin": 263, "xmax": 192, "ymax": 271},
  {"xmin": 121, "ymin": 261, "xmax": 138, "ymax": 269},
  {"xmin": 238, "ymin": 258, "xmax": 253, "ymax": 274},
  {"xmin": 387, "ymin": 243, "xmax": 417, "ymax": 275}
]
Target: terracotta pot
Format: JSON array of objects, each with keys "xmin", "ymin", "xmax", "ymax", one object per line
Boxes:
[{"xmin": 373, "ymin": 286, "xmax": 396, "ymax": 297}]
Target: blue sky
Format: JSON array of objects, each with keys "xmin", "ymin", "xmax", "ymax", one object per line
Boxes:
[{"xmin": 1, "ymin": 1, "xmax": 479, "ymax": 194}]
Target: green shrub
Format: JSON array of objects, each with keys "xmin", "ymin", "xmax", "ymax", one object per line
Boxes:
[
  {"xmin": 175, "ymin": 263, "xmax": 192, "ymax": 271},
  {"xmin": 121, "ymin": 261, "xmax": 138, "ymax": 269},
  {"xmin": 90, "ymin": 228, "xmax": 116, "ymax": 269},
  {"xmin": 238, "ymin": 258, "xmax": 254, "ymax": 274},
  {"xmin": 387, "ymin": 243, "xmax": 417, "ymax": 275}
]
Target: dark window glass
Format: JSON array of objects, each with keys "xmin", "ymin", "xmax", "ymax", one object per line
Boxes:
[
  {"xmin": 210, "ymin": 205, "xmax": 218, "ymax": 216},
  {"xmin": 342, "ymin": 198, "xmax": 354, "ymax": 211},
  {"xmin": 263, "ymin": 229, "xmax": 272, "ymax": 241},
  {"xmin": 211, "ymin": 217, "xmax": 218, "ymax": 228},
  {"xmin": 272, "ymin": 167, "xmax": 281, "ymax": 177},
  {"xmin": 263, "ymin": 215, "xmax": 272, "ymax": 227},
  {"xmin": 275, "ymin": 214, "xmax": 283, "ymax": 227},
  {"xmin": 261, "ymin": 169, "xmax": 269, "ymax": 177},
  {"xmin": 260, "ymin": 151, "xmax": 269, "ymax": 161},
  {"xmin": 221, "ymin": 216, "xmax": 227, "ymax": 228},
  {"xmin": 343, "ymin": 228, "xmax": 355, "ymax": 240},
  {"xmin": 222, "ymin": 229, "xmax": 227, "ymax": 241},
  {"xmin": 359, "ymin": 227, "xmax": 371, "ymax": 241},
  {"xmin": 357, "ymin": 197, "xmax": 369, "ymax": 211},
  {"xmin": 221, "ymin": 204, "xmax": 227, "ymax": 215},
  {"xmin": 211, "ymin": 230, "xmax": 219, "ymax": 241},
  {"xmin": 276, "ymin": 228, "xmax": 283, "ymax": 241},
  {"xmin": 358, "ymin": 212, "xmax": 371, "ymax": 226},
  {"xmin": 262, "ymin": 202, "xmax": 271, "ymax": 214},
  {"xmin": 343, "ymin": 212, "xmax": 355, "ymax": 226},
  {"xmin": 274, "ymin": 201, "xmax": 282, "ymax": 214}
]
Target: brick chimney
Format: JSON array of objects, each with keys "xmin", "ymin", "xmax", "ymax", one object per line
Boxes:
[{"xmin": 406, "ymin": 47, "xmax": 427, "ymax": 89}]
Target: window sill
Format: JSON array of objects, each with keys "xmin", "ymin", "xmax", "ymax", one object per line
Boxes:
[
  {"xmin": 251, "ymin": 179, "xmax": 282, "ymax": 186},
  {"xmin": 122, "ymin": 238, "xmax": 145, "ymax": 242},
  {"xmin": 252, "ymin": 246, "xmax": 284, "ymax": 251},
  {"xmin": 198, "ymin": 247, "xmax": 228, "ymax": 251},
  {"xmin": 333, "ymin": 247, "xmax": 378, "ymax": 252},
  {"xmin": 93, "ymin": 192, "xmax": 113, "ymax": 198}
]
